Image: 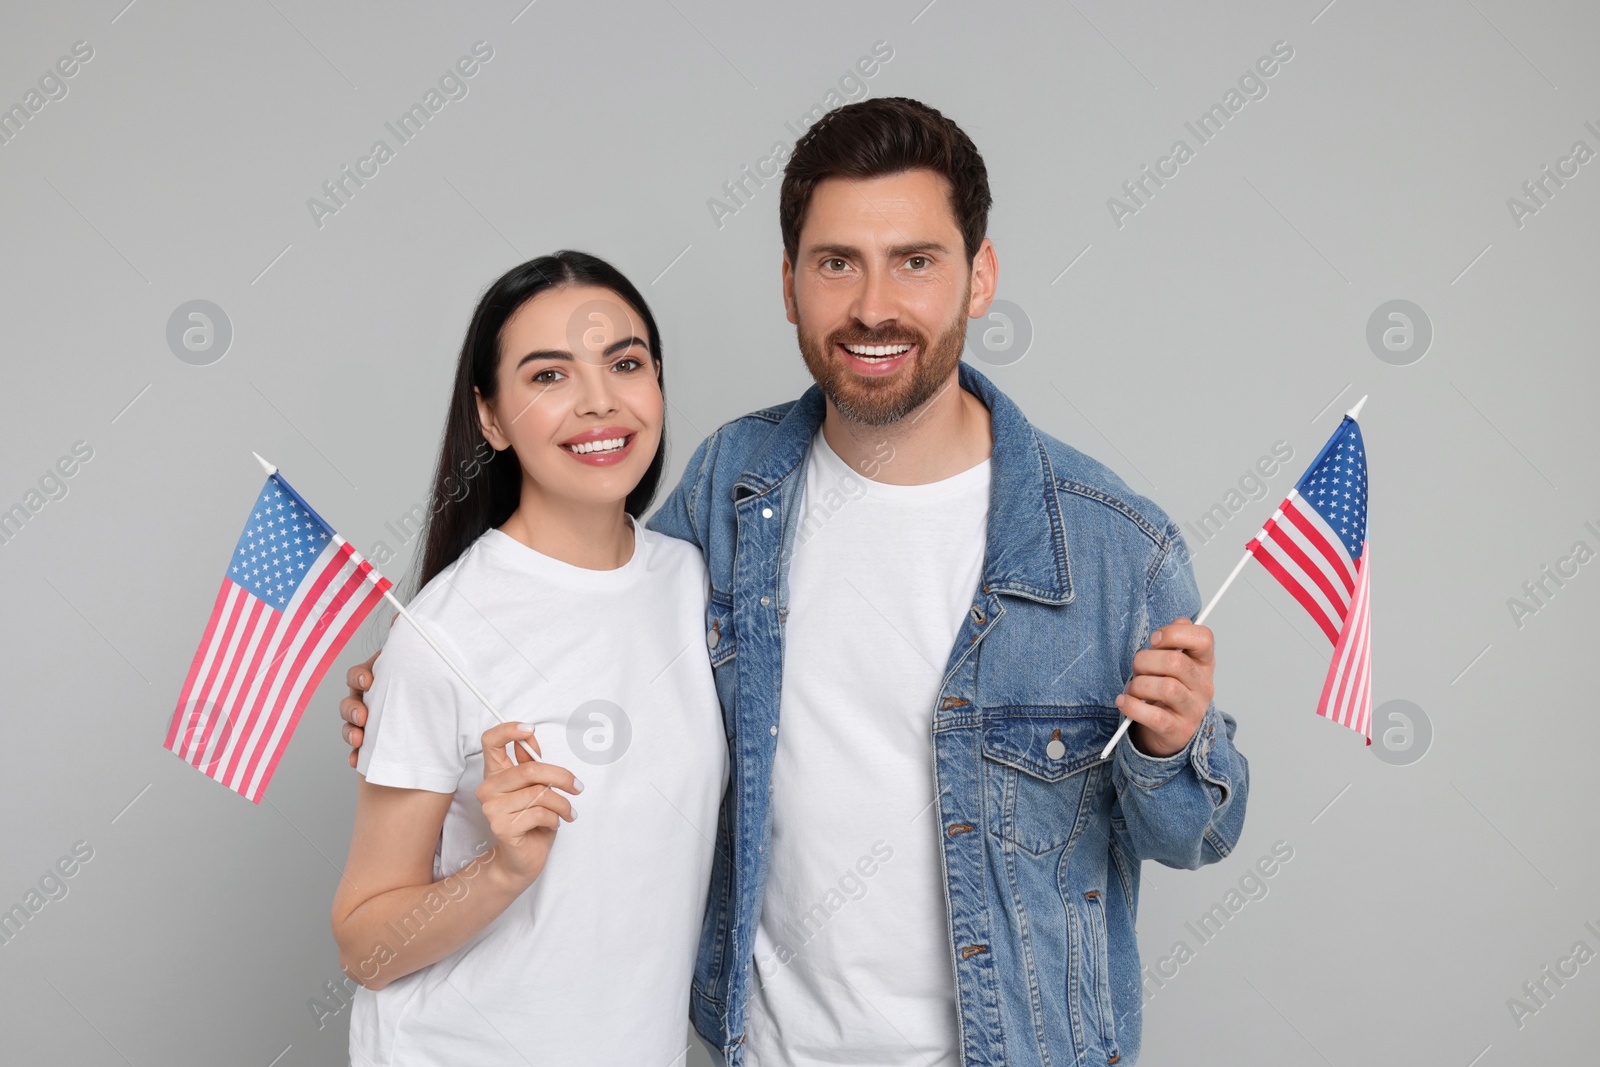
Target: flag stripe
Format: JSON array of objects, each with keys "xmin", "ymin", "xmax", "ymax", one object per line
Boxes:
[
  {"xmin": 229, "ymin": 550, "xmax": 371, "ymax": 796},
  {"xmin": 246, "ymin": 574, "xmax": 389, "ymax": 802},
  {"xmin": 1316, "ymin": 544, "xmax": 1371, "ymax": 737},
  {"xmin": 216, "ymin": 542, "xmax": 357, "ymax": 789},
  {"xmin": 182, "ymin": 587, "xmax": 259, "ymax": 764},
  {"xmin": 167, "ymin": 581, "xmax": 234, "ymax": 750},
  {"xmin": 1248, "ymin": 537, "xmax": 1342, "ymax": 642},
  {"xmin": 1265, "ymin": 519, "xmax": 1349, "ymax": 622},
  {"xmin": 195, "ymin": 602, "xmax": 278, "ymax": 770},
  {"xmin": 1284, "ymin": 497, "xmax": 1356, "ymax": 595},
  {"xmin": 1269, "ymin": 506, "xmax": 1354, "ymax": 613}
]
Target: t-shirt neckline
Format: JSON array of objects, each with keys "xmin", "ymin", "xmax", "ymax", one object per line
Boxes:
[
  {"xmin": 810, "ymin": 427, "xmax": 991, "ymax": 502},
  {"xmin": 479, "ymin": 515, "xmax": 646, "ymax": 589}
]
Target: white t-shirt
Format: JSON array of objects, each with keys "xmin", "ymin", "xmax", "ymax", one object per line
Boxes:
[
  {"xmin": 744, "ymin": 429, "xmax": 990, "ymax": 1066},
  {"xmin": 351, "ymin": 522, "xmax": 728, "ymax": 1067}
]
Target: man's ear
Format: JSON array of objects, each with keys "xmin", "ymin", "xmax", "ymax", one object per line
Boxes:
[
  {"xmin": 967, "ymin": 237, "xmax": 999, "ymax": 320},
  {"xmin": 781, "ymin": 250, "xmax": 798, "ymax": 325},
  {"xmin": 474, "ymin": 387, "xmax": 510, "ymax": 451}
]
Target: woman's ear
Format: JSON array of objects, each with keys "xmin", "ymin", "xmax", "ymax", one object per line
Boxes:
[{"xmin": 474, "ymin": 387, "xmax": 510, "ymax": 451}]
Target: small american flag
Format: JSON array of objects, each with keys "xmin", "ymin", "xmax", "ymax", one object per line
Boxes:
[
  {"xmin": 1246, "ymin": 413, "xmax": 1372, "ymax": 742},
  {"xmin": 164, "ymin": 464, "xmax": 391, "ymax": 801}
]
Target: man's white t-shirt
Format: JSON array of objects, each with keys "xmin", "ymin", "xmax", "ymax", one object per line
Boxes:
[
  {"xmin": 351, "ymin": 522, "xmax": 728, "ymax": 1067},
  {"xmin": 744, "ymin": 429, "xmax": 990, "ymax": 1066}
]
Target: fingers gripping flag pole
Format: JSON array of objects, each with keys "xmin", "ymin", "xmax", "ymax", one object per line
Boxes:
[
  {"xmin": 1101, "ymin": 396, "xmax": 1372, "ymax": 759},
  {"xmin": 164, "ymin": 453, "xmax": 534, "ymax": 804}
]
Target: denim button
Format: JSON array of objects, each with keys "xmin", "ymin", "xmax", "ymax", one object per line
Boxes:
[
  {"xmin": 761, "ymin": 507, "xmax": 773, "ymax": 518},
  {"xmin": 707, "ymin": 627, "xmax": 720, "ymax": 649},
  {"xmin": 1046, "ymin": 738, "xmax": 1066, "ymax": 760},
  {"xmin": 769, "ymin": 725, "xmax": 777, "ymax": 736},
  {"xmin": 760, "ymin": 595, "xmax": 771, "ymax": 606}
]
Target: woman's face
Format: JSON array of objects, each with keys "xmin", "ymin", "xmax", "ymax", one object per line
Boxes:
[{"xmin": 476, "ymin": 284, "xmax": 662, "ymax": 511}]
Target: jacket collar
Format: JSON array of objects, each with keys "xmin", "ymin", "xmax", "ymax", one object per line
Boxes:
[{"xmin": 736, "ymin": 361, "xmax": 1072, "ymax": 605}]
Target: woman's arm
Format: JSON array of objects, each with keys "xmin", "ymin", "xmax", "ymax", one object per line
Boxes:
[{"xmin": 331, "ymin": 723, "xmax": 580, "ymax": 990}]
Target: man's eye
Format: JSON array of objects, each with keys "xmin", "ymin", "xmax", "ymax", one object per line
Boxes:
[
  {"xmin": 824, "ymin": 257, "xmax": 848, "ymax": 272},
  {"xmin": 907, "ymin": 255, "xmax": 930, "ymax": 269}
]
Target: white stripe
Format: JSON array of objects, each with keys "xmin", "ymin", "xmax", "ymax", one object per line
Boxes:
[
  {"xmin": 239, "ymin": 561, "xmax": 380, "ymax": 799},
  {"xmin": 1343, "ymin": 552, "xmax": 1373, "ymax": 731},
  {"xmin": 188, "ymin": 590, "xmax": 273, "ymax": 766},
  {"xmin": 223, "ymin": 548, "xmax": 363, "ymax": 793},
  {"xmin": 1325, "ymin": 548, "xmax": 1371, "ymax": 729},
  {"xmin": 1256, "ymin": 534, "xmax": 1345, "ymax": 635},
  {"xmin": 1290, "ymin": 498, "xmax": 1357, "ymax": 578},
  {"xmin": 211, "ymin": 542, "xmax": 349, "ymax": 789},
  {"xmin": 1275, "ymin": 505, "xmax": 1354, "ymax": 612},
  {"xmin": 177, "ymin": 583, "xmax": 247, "ymax": 761}
]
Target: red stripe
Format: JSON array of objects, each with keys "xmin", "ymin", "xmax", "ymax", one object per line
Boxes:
[
  {"xmin": 1318, "ymin": 547, "xmax": 1369, "ymax": 731},
  {"xmin": 1265, "ymin": 520, "xmax": 1348, "ymax": 622},
  {"xmin": 194, "ymin": 601, "xmax": 278, "ymax": 772},
  {"xmin": 218, "ymin": 546, "xmax": 357, "ymax": 788},
  {"xmin": 1283, "ymin": 499, "xmax": 1355, "ymax": 595},
  {"xmin": 231, "ymin": 551, "xmax": 367, "ymax": 793},
  {"xmin": 247, "ymin": 578, "xmax": 389, "ymax": 803},
  {"xmin": 1248, "ymin": 538, "xmax": 1340, "ymax": 642},
  {"xmin": 167, "ymin": 581, "xmax": 236, "ymax": 750},
  {"xmin": 182, "ymin": 588, "xmax": 257, "ymax": 763}
]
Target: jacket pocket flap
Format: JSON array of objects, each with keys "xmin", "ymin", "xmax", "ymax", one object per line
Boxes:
[{"xmin": 981, "ymin": 706, "xmax": 1119, "ymax": 782}]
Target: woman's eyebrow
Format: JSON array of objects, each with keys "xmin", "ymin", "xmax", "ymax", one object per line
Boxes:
[{"xmin": 514, "ymin": 335, "xmax": 648, "ymax": 370}]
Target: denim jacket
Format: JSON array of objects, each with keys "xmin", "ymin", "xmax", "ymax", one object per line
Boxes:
[{"xmin": 646, "ymin": 361, "xmax": 1249, "ymax": 1066}]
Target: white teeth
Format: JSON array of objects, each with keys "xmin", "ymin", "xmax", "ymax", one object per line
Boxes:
[
  {"xmin": 565, "ymin": 436, "xmax": 627, "ymax": 454},
  {"xmin": 843, "ymin": 343, "xmax": 912, "ymax": 359}
]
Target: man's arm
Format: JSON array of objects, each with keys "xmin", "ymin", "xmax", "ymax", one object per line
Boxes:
[{"xmin": 1109, "ymin": 522, "xmax": 1250, "ymax": 869}]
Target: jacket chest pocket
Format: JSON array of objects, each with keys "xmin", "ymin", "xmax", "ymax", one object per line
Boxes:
[{"xmin": 981, "ymin": 707, "xmax": 1120, "ymax": 855}]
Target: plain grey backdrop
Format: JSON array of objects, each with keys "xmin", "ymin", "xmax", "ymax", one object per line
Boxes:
[{"xmin": 2, "ymin": 0, "xmax": 1596, "ymax": 1063}]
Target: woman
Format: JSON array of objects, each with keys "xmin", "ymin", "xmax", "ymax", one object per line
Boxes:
[{"xmin": 331, "ymin": 251, "xmax": 727, "ymax": 1065}]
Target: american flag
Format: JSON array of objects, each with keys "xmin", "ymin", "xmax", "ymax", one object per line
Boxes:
[
  {"xmin": 164, "ymin": 466, "xmax": 391, "ymax": 802},
  {"xmin": 1245, "ymin": 414, "xmax": 1372, "ymax": 742}
]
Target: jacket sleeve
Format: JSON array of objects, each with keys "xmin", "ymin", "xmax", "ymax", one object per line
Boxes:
[
  {"xmin": 643, "ymin": 428, "xmax": 716, "ymax": 549},
  {"xmin": 1109, "ymin": 521, "xmax": 1250, "ymax": 869}
]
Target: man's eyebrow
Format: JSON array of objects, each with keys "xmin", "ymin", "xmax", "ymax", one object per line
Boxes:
[
  {"xmin": 514, "ymin": 335, "xmax": 648, "ymax": 369},
  {"xmin": 805, "ymin": 241, "xmax": 952, "ymax": 259}
]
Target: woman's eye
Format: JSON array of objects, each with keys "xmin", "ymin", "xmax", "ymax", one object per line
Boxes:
[
  {"xmin": 613, "ymin": 356, "xmax": 644, "ymax": 372},
  {"xmin": 531, "ymin": 368, "xmax": 563, "ymax": 384}
]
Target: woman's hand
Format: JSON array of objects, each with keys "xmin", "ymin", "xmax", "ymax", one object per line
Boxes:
[{"xmin": 475, "ymin": 722, "xmax": 583, "ymax": 891}]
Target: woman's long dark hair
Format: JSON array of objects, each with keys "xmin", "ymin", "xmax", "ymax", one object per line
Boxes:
[{"xmin": 409, "ymin": 250, "xmax": 666, "ymax": 594}]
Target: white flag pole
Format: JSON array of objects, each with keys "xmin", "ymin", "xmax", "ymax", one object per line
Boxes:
[
  {"xmin": 253, "ymin": 452, "xmax": 539, "ymax": 763},
  {"xmin": 1098, "ymin": 396, "xmax": 1367, "ymax": 760}
]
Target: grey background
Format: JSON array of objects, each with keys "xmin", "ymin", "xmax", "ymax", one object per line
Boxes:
[{"xmin": 1, "ymin": 0, "xmax": 1595, "ymax": 1063}]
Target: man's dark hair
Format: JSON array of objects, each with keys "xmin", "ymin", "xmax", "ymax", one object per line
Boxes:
[{"xmin": 779, "ymin": 97, "xmax": 992, "ymax": 265}]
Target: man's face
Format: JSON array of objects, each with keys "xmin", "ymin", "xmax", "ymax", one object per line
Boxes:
[{"xmin": 783, "ymin": 168, "xmax": 990, "ymax": 427}]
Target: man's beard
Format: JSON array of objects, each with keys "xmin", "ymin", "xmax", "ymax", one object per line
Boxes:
[{"xmin": 796, "ymin": 288, "xmax": 970, "ymax": 428}]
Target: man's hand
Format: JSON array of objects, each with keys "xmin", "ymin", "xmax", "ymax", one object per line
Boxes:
[
  {"xmin": 1116, "ymin": 617, "xmax": 1215, "ymax": 759},
  {"xmin": 341, "ymin": 650, "xmax": 380, "ymax": 769}
]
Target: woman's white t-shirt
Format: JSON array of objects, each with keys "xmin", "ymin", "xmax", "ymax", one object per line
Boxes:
[{"xmin": 350, "ymin": 522, "xmax": 728, "ymax": 1067}]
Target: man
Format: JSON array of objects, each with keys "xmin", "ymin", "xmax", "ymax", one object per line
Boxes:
[{"xmin": 340, "ymin": 97, "xmax": 1248, "ymax": 1066}]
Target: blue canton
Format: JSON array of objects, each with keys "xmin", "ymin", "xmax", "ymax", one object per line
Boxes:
[
  {"xmin": 1295, "ymin": 418, "xmax": 1368, "ymax": 558},
  {"xmin": 229, "ymin": 478, "xmax": 333, "ymax": 609}
]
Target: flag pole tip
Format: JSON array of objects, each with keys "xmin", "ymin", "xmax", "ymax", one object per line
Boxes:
[
  {"xmin": 1346, "ymin": 394, "xmax": 1369, "ymax": 420},
  {"xmin": 252, "ymin": 451, "xmax": 276, "ymax": 476}
]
